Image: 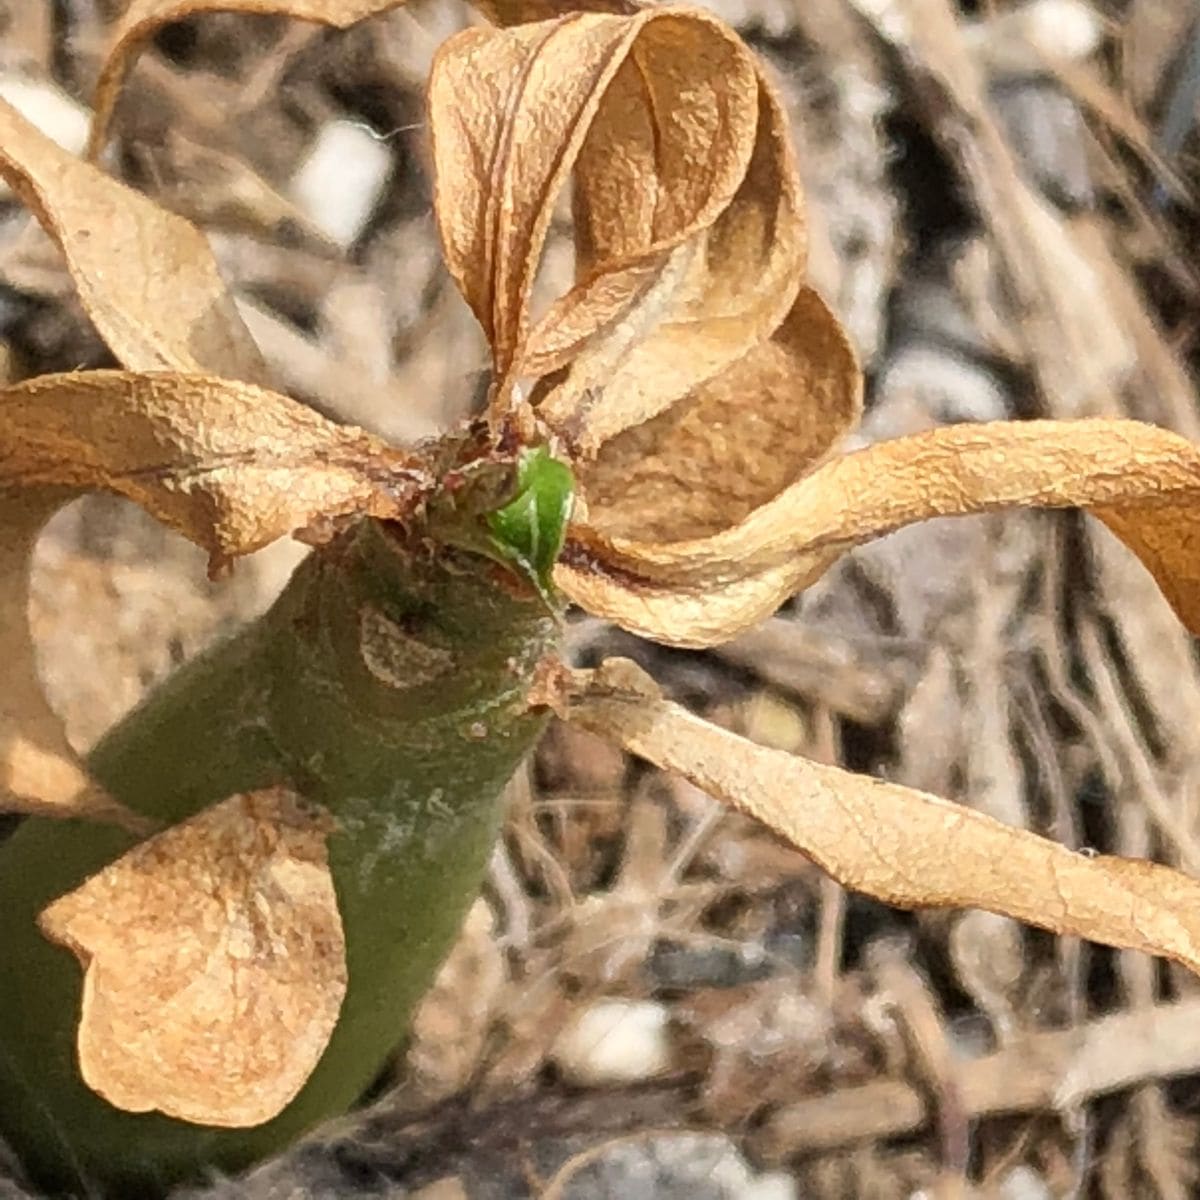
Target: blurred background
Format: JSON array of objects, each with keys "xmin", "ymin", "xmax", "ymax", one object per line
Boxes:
[{"xmin": 3, "ymin": 0, "xmax": 1200, "ymax": 1194}]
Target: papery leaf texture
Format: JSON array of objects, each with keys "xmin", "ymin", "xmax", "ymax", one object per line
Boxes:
[
  {"xmin": 568, "ymin": 660, "xmax": 1200, "ymax": 978},
  {"xmin": 39, "ymin": 788, "xmax": 346, "ymax": 1126},
  {"xmin": 0, "ymin": 98, "xmax": 264, "ymax": 381}
]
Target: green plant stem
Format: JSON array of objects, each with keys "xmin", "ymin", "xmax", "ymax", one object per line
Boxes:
[{"xmin": 0, "ymin": 518, "xmax": 559, "ymax": 1197}]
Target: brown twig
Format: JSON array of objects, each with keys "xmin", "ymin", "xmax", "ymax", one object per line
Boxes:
[{"xmin": 755, "ymin": 997, "xmax": 1200, "ymax": 1159}]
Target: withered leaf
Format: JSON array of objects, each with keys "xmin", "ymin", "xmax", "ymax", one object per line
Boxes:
[
  {"xmin": 569, "ymin": 660, "xmax": 1200, "ymax": 977},
  {"xmin": 562, "ymin": 286, "xmax": 859, "ymax": 541},
  {"xmin": 0, "ymin": 98, "xmax": 264, "ymax": 821},
  {"xmin": 429, "ymin": 8, "xmax": 775, "ymax": 427},
  {"xmin": 89, "ymin": 0, "xmax": 413, "ymax": 160},
  {"xmin": 0, "ymin": 370, "xmax": 427, "ymax": 570},
  {"xmin": 0, "ymin": 98, "xmax": 264, "ymax": 382},
  {"xmin": 0, "ymin": 369, "xmax": 429, "ymax": 820},
  {"xmin": 430, "ymin": 5, "xmax": 865, "ymax": 636},
  {"xmin": 560, "ymin": 417, "xmax": 1200, "ymax": 647},
  {"xmin": 39, "ymin": 788, "xmax": 346, "ymax": 1127},
  {"xmin": 0, "ymin": 494, "xmax": 142, "ymax": 825},
  {"xmin": 530, "ymin": 49, "xmax": 808, "ymax": 456}
]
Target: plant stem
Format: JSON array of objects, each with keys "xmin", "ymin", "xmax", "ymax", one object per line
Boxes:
[{"xmin": 0, "ymin": 518, "xmax": 559, "ymax": 1197}]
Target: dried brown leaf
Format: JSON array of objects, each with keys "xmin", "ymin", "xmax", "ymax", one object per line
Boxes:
[
  {"xmin": 0, "ymin": 98, "xmax": 263, "ymax": 382},
  {"xmin": 0, "ymin": 370, "xmax": 428, "ymax": 819},
  {"xmin": 567, "ymin": 287, "xmax": 859, "ymax": 544},
  {"xmin": 0, "ymin": 370, "xmax": 426, "ymax": 568},
  {"xmin": 39, "ymin": 788, "xmax": 345, "ymax": 1126},
  {"xmin": 429, "ymin": 7, "xmax": 781, "ymax": 434},
  {"xmin": 89, "ymin": 0, "xmax": 412, "ymax": 159},
  {"xmin": 531, "ymin": 51, "xmax": 808, "ymax": 456},
  {"xmin": 0, "ymin": 494, "xmax": 141, "ymax": 824},
  {"xmin": 559, "ymin": 417, "xmax": 1200, "ymax": 646},
  {"xmin": 429, "ymin": 7, "xmax": 866, "ymax": 644},
  {"xmin": 568, "ymin": 660, "xmax": 1200, "ymax": 977}
]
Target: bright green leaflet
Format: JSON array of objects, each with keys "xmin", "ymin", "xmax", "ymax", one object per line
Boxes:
[{"xmin": 484, "ymin": 447, "xmax": 575, "ymax": 601}]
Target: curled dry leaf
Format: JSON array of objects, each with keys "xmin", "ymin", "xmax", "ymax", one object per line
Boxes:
[
  {"xmin": 567, "ymin": 660, "xmax": 1200, "ymax": 977},
  {"xmin": 88, "ymin": 0, "xmax": 413, "ymax": 159},
  {"xmin": 430, "ymin": 5, "xmax": 805, "ymax": 446},
  {"xmin": 559, "ymin": 416, "xmax": 1200, "ymax": 646},
  {"xmin": 0, "ymin": 368, "xmax": 427, "ymax": 817},
  {"xmin": 0, "ymin": 98, "xmax": 264, "ymax": 382},
  {"xmin": 0, "ymin": 96, "xmax": 258, "ymax": 816},
  {"xmin": 0, "ymin": 99, "xmax": 395, "ymax": 819},
  {"xmin": 0, "ymin": 494, "xmax": 141, "ymax": 825},
  {"xmin": 0, "ymin": 370, "xmax": 428, "ymax": 569},
  {"xmin": 433, "ymin": 3, "xmax": 1200, "ymax": 659},
  {"xmin": 38, "ymin": 788, "xmax": 346, "ymax": 1127},
  {"xmin": 430, "ymin": 5, "xmax": 865, "ymax": 640}
]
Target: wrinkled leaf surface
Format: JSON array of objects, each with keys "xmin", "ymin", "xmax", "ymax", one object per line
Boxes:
[
  {"xmin": 569, "ymin": 660, "xmax": 1200, "ymax": 976},
  {"xmin": 39, "ymin": 788, "xmax": 346, "ymax": 1127}
]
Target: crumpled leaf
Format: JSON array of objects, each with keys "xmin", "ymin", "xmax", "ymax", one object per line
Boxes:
[
  {"xmin": 1, "ymin": 96, "xmax": 305, "ymax": 818},
  {"xmin": 88, "ymin": 0, "xmax": 414, "ymax": 160},
  {"xmin": 38, "ymin": 788, "xmax": 346, "ymax": 1127},
  {"xmin": 1, "ymin": 370, "xmax": 428, "ymax": 570},
  {"xmin": 557, "ymin": 416, "xmax": 1200, "ymax": 646},
  {"xmin": 455, "ymin": 7, "xmax": 1200, "ymax": 654},
  {"xmin": 0, "ymin": 98, "xmax": 264, "ymax": 382},
  {"xmin": 568, "ymin": 660, "xmax": 1200, "ymax": 977},
  {"xmin": 430, "ymin": 5, "xmax": 794, "ymax": 440},
  {"xmin": 529, "ymin": 42, "xmax": 807, "ymax": 455},
  {"xmin": 429, "ymin": 5, "xmax": 864, "ymax": 642},
  {"xmin": 0, "ymin": 369, "xmax": 429, "ymax": 817}
]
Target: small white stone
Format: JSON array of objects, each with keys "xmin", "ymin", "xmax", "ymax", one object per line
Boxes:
[
  {"xmin": 552, "ymin": 998, "xmax": 672, "ymax": 1086},
  {"xmin": 0, "ymin": 76, "xmax": 90, "ymax": 188},
  {"xmin": 965, "ymin": 0, "xmax": 1103, "ymax": 70},
  {"xmin": 736, "ymin": 1171, "xmax": 799, "ymax": 1200},
  {"xmin": 998, "ymin": 1165, "xmax": 1053, "ymax": 1200},
  {"xmin": 289, "ymin": 119, "xmax": 393, "ymax": 248},
  {"xmin": 1020, "ymin": 0, "xmax": 1102, "ymax": 62}
]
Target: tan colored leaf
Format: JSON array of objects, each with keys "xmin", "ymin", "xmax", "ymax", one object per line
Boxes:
[
  {"xmin": 569, "ymin": 287, "xmax": 860, "ymax": 543},
  {"xmin": 39, "ymin": 788, "xmax": 345, "ymax": 1127},
  {"xmin": 0, "ymin": 99, "xmax": 264, "ymax": 382},
  {"xmin": 558, "ymin": 417, "xmax": 1200, "ymax": 646},
  {"xmin": 428, "ymin": 9, "xmax": 766, "ymax": 421},
  {"xmin": 0, "ymin": 109, "xmax": 272, "ymax": 822},
  {"xmin": 568, "ymin": 659, "xmax": 1200, "ymax": 978},
  {"xmin": 88, "ymin": 0, "xmax": 412, "ymax": 160},
  {"xmin": 0, "ymin": 493, "xmax": 142, "ymax": 825},
  {"xmin": 531, "ymin": 51, "xmax": 807, "ymax": 456},
  {"xmin": 0, "ymin": 370, "xmax": 428, "ymax": 569},
  {"xmin": 430, "ymin": 6, "xmax": 851, "ymax": 626},
  {"xmin": 0, "ymin": 370, "xmax": 428, "ymax": 819}
]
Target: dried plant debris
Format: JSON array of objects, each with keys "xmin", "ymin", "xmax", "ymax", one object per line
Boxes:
[
  {"xmin": 0, "ymin": 98, "xmax": 266, "ymax": 381},
  {"xmin": 39, "ymin": 789, "xmax": 346, "ymax": 1127},
  {"xmin": 2, "ymin": 0, "xmax": 1200, "ymax": 1195},
  {"xmin": 87, "ymin": 0, "xmax": 420, "ymax": 160}
]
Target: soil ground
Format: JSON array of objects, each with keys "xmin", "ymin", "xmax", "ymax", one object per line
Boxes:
[{"xmin": 4, "ymin": 0, "xmax": 1200, "ymax": 1194}]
